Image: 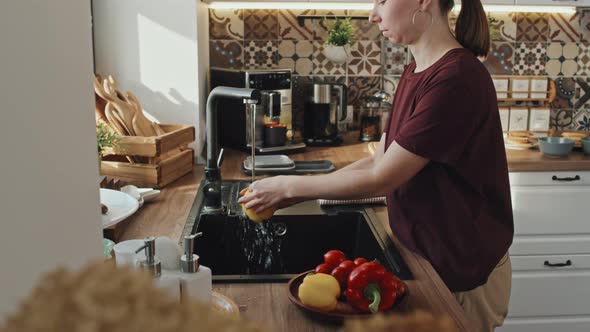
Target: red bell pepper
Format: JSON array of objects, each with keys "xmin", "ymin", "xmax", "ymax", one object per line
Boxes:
[
  {"xmin": 331, "ymin": 260, "xmax": 356, "ymax": 290},
  {"xmin": 345, "ymin": 261, "xmax": 400, "ymax": 314}
]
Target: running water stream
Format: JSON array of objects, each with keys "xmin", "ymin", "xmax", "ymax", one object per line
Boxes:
[
  {"xmin": 236, "ymin": 215, "xmax": 285, "ymax": 274},
  {"xmin": 233, "ymin": 103, "xmax": 285, "ymax": 274},
  {"xmin": 249, "ymin": 103, "xmax": 256, "ymax": 183}
]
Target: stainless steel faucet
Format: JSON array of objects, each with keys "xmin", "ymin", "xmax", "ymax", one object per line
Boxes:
[{"xmin": 203, "ymin": 86, "xmax": 260, "ymax": 213}]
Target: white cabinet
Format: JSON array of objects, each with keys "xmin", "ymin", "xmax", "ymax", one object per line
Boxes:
[
  {"xmin": 498, "ymin": 317, "xmax": 590, "ymax": 332},
  {"xmin": 504, "ymin": 171, "xmax": 590, "ymax": 332},
  {"xmin": 510, "ymin": 186, "xmax": 590, "ymax": 235},
  {"xmin": 509, "ymin": 266, "xmax": 590, "ymax": 317}
]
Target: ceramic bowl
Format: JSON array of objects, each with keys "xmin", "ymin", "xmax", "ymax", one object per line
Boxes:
[
  {"xmin": 538, "ymin": 137, "xmax": 575, "ymax": 157},
  {"xmin": 582, "ymin": 136, "xmax": 590, "ymax": 155}
]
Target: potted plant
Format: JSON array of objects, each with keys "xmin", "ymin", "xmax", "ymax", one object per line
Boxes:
[
  {"xmin": 324, "ymin": 17, "xmax": 356, "ymax": 64},
  {"xmin": 96, "ymin": 122, "xmax": 119, "ymax": 160}
]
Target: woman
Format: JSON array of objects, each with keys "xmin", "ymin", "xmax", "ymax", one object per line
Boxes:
[{"xmin": 239, "ymin": 0, "xmax": 514, "ymax": 330}]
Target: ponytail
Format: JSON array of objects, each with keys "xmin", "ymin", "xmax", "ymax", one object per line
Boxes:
[{"xmin": 453, "ymin": 0, "xmax": 490, "ymax": 57}]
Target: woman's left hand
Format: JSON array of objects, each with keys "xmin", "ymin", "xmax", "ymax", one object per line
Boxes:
[{"xmin": 238, "ymin": 175, "xmax": 301, "ymax": 212}]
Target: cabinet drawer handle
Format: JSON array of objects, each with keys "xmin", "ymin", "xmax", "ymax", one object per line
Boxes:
[
  {"xmin": 551, "ymin": 175, "xmax": 580, "ymax": 181},
  {"xmin": 544, "ymin": 260, "xmax": 572, "ymax": 267}
]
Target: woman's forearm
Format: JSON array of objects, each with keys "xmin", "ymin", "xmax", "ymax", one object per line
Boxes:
[
  {"xmin": 244, "ymin": 142, "xmax": 428, "ymax": 212},
  {"xmin": 334, "ymin": 156, "xmax": 375, "ymax": 173},
  {"xmin": 286, "ymin": 168, "xmax": 386, "ymax": 201},
  {"xmin": 285, "ymin": 142, "xmax": 428, "ymax": 202}
]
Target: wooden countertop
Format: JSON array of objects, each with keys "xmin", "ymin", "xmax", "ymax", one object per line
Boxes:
[
  {"xmin": 506, "ymin": 148, "xmax": 590, "ymax": 171},
  {"xmin": 108, "ymin": 136, "xmax": 475, "ymax": 331},
  {"xmin": 367, "ymin": 141, "xmax": 590, "ymax": 172},
  {"xmin": 107, "ymin": 137, "xmax": 589, "ymax": 331}
]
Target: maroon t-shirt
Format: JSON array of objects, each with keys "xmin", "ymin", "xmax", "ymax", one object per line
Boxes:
[{"xmin": 384, "ymin": 48, "xmax": 514, "ymax": 292}]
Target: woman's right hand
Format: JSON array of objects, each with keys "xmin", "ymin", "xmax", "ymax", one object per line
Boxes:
[{"xmin": 238, "ymin": 175, "xmax": 305, "ymax": 212}]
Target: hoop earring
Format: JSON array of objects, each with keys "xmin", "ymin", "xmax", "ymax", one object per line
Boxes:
[{"xmin": 411, "ymin": 9, "xmax": 434, "ymax": 27}]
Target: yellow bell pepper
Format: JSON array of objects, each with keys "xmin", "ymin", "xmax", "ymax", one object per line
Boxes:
[
  {"xmin": 240, "ymin": 189, "xmax": 276, "ymax": 223},
  {"xmin": 298, "ymin": 273, "xmax": 341, "ymax": 311}
]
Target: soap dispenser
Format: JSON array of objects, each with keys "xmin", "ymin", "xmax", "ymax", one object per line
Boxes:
[
  {"xmin": 135, "ymin": 237, "xmax": 162, "ymax": 277},
  {"xmin": 179, "ymin": 232, "xmax": 212, "ymax": 304},
  {"xmin": 136, "ymin": 237, "xmax": 180, "ymax": 301}
]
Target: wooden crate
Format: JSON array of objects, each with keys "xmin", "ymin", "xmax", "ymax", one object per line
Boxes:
[
  {"xmin": 99, "ymin": 123, "xmax": 195, "ymax": 188},
  {"xmin": 102, "ymin": 124, "xmax": 195, "ymax": 157},
  {"xmin": 100, "ymin": 149, "xmax": 194, "ymax": 188}
]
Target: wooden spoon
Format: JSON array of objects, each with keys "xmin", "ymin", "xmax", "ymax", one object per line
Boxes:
[
  {"xmin": 93, "ymin": 75, "xmax": 109, "ymax": 123},
  {"xmin": 107, "ymin": 75, "xmax": 127, "ymax": 101},
  {"xmin": 152, "ymin": 122, "xmax": 166, "ymax": 136},
  {"xmin": 105, "ymin": 103, "xmax": 136, "ymax": 164},
  {"xmin": 105, "ymin": 103, "xmax": 129, "ymax": 136},
  {"xmin": 108, "ymin": 101, "xmax": 137, "ymax": 136},
  {"xmin": 127, "ymin": 92, "xmax": 157, "ymax": 136},
  {"xmin": 94, "ymin": 74, "xmax": 110, "ymax": 101},
  {"xmin": 103, "ymin": 78, "xmax": 136, "ymax": 136}
]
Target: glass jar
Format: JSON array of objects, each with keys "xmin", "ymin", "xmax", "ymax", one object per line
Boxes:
[{"xmin": 359, "ymin": 96, "xmax": 391, "ymax": 142}]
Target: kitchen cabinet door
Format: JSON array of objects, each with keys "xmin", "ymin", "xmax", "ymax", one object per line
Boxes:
[
  {"xmin": 511, "ymin": 253, "xmax": 590, "ymax": 271},
  {"xmin": 509, "ymin": 171, "xmax": 590, "ymax": 186},
  {"xmin": 511, "ymin": 234, "xmax": 590, "ymax": 256},
  {"xmin": 508, "ymin": 269, "xmax": 590, "ymax": 317},
  {"xmin": 498, "ymin": 317, "xmax": 590, "ymax": 332},
  {"xmin": 510, "ymin": 186, "xmax": 590, "ymax": 236}
]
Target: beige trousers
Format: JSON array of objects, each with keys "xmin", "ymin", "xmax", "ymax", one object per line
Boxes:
[{"xmin": 453, "ymin": 254, "xmax": 512, "ymax": 332}]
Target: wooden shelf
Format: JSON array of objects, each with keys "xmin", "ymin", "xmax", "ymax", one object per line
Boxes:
[{"xmin": 493, "ymin": 75, "xmax": 556, "ymax": 104}]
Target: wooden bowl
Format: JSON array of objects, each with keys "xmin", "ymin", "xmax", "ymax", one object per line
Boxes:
[{"xmin": 287, "ymin": 270, "xmax": 408, "ymax": 322}]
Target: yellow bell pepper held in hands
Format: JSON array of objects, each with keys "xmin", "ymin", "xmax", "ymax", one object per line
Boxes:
[
  {"xmin": 240, "ymin": 189, "xmax": 276, "ymax": 223},
  {"xmin": 298, "ymin": 273, "xmax": 341, "ymax": 311}
]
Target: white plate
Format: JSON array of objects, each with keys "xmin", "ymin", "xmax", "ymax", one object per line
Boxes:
[
  {"xmin": 121, "ymin": 185, "xmax": 144, "ymax": 207},
  {"xmin": 100, "ymin": 189, "xmax": 139, "ymax": 228}
]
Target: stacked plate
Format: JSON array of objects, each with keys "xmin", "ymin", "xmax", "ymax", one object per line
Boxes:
[
  {"xmin": 561, "ymin": 132, "xmax": 590, "ymax": 149},
  {"xmin": 243, "ymin": 155, "xmax": 296, "ymax": 172},
  {"xmin": 504, "ymin": 131, "xmax": 539, "ymax": 150}
]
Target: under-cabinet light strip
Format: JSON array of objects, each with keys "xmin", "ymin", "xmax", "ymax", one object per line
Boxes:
[{"xmin": 207, "ymin": 2, "xmax": 577, "ymax": 14}]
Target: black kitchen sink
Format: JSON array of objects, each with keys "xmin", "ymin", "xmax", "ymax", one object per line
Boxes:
[{"xmin": 183, "ymin": 180, "xmax": 413, "ymax": 282}]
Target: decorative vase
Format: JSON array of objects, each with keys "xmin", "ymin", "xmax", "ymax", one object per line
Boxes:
[{"xmin": 324, "ymin": 45, "xmax": 349, "ymax": 64}]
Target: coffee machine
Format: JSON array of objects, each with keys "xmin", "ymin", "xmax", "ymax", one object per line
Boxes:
[
  {"xmin": 209, "ymin": 68, "xmax": 306, "ymax": 154},
  {"xmin": 304, "ymin": 83, "xmax": 347, "ymax": 146}
]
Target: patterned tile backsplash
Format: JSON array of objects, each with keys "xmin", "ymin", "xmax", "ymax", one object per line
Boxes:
[{"xmin": 209, "ymin": 8, "xmax": 590, "ymax": 133}]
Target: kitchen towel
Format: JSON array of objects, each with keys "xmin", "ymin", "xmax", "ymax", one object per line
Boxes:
[{"xmin": 318, "ymin": 197, "xmax": 386, "ymax": 206}]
